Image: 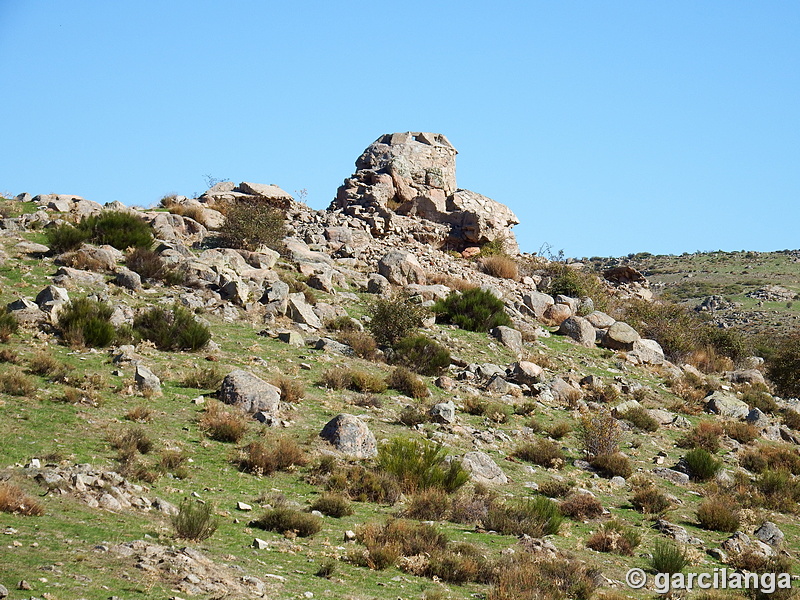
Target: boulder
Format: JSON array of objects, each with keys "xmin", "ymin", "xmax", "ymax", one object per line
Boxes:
[
  {"xmin": 218, "ymin": 370, "xmax": 281, "ymax": 415},
  {"xmin": 490, "ymin": 326, "xmax": 523, "ymax": 354},
  {"xmin": 35, "ymin": 285, "xmax": 69, "ymax": 309},
  {"xmin": 319, "ymin": 414, "xmax": 377, "ymax": 459},
  {"xmin": 542, "ymin": 303, "xmax": 572, "ymax": 326},
  {"xmin": 367, "ymin": 273, "xmax": 391, "ymax": 294},
  {"xmin": 430, "ymin": 400, "xmax": 456, "ymax": 424},
  {"xmin": 510, "ymin": 361, "xmax": 543, "ymax": 386},
  {"xmin": 557, "ymin": 316, "xmax": 596, "ymax": 347},
  {"xmin": 725, "ymin": 369, "xmax": 767, "ymax": 386},
  {"xmin": 522, "ymin": 291, "xmax": 554, "ymax": 319},
  {"xmin": 286, "ymin": 293, "xmax": 323, "ymax": 329},
  {"xmin": 461, "ymin": 451, "xmax": 508, "ymax": 485},
  {"xmin": 584, "ymin": 311, "xmax": 616, "ymax": 329},
  {"xmin": 653, "ymin": 519, "xmax": 704, "ymax": 545},
  {"xmin": 754, "ymin": 521, "xmax": 784, "ymax": 547},
  {"xmin": 628, "ymin": 339, "xmax": 665, "ymax": 364},
  {"xmin": 600, "ymin": 321, "xmax": 640, "ymax": 351},
  {"xmin": 134, "ymin": 365, "xmax": 161, "ymax": 396},
  {"xmin": 705, "ymin": 391, "xmax": 750, "ymax": 420},
  {"xmin": 377, "ymin": 250, "xmax": 425, "ymax": 286},
  {"xmin": 115, "ymin": 268, "xmax": 143, "ymax": 291}
]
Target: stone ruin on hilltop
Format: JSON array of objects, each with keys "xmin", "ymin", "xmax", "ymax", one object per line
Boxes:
[{"xmin": 331, "ymin": 132, "xmax": 520, "ymax": 254}]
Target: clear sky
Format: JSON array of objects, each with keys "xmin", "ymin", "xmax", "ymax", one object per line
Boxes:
[{"xmin": 2, "ymin": 2, "xmax": 798, "ymax": 259}]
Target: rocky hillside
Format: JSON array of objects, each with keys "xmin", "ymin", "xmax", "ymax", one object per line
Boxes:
[{"xmin": 0, "ymin": 133, "xmax": 798, "ymax": 600}]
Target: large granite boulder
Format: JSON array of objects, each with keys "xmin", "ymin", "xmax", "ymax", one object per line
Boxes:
[
  {"xmin": 218, "ymin": 370, "xmax": 281, "ymax": 415},
  {"xmin": 460, "ymin": 451, "xmax": 508, "ymax": 485},
  {"xmin": 377, "ymin": 250, "xmax": 426, "ymax": 286},
  {"xmin": 331, "ymin": 132, "xmax": 519, "ymax": 252},
  {"xmin": 319, "ymin": 414, "xmax": 377, "ymax": 459},
  {"xmin": 601, "ymin": 321, "xmax": 640, "ymax": 351},
  {"xmin": 558, "ymin": 315, "xmax": 596, "ymax": 347},
  {"xmin": 705, "ymin": 391, "xmax": 750, "ymax": 420}
]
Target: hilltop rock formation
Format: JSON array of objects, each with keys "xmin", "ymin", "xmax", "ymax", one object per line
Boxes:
[{"xmin": 331, "ymin": 132, "xmax": 520, "ymax": 253}]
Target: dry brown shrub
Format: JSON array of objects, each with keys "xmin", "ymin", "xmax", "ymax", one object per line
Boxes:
[
  {"xmin": 481, "ymin": 256, "xmax": 519, "ymax": 280},
  {"xmin": 402, "ymin": 487, "xmax": 450, "ymax": 521},
  {"xmin": 427, "ymin": 273, "xmax": 478, "ymax": 292},
  {"xmin": 677, "ymin": 421, "xmax": 723, "ymax": 453},
  {"xmin": 199, "ymin": 400, "xmax": 248, "ymax": 442},
  {"xmin": 337, "ymin": 330, "xmax": 378, "ymax": 360},
  {"xmin": 559, "ymin": 493, "xmax": 603, "ymax": 520},
  {"xmin": 237, "ymin": 438, "xmax": 307, "ymax": 475},
  {"xmin": 271, "ymin": 376, "xmax": 305, "ymax": 403},
  {"xmin": 125, "ymin": 405, "xmax": 152, "ymax": 423},
  {"xmin": 0, "ymin": 483, "xmax": 44, "ymax": 516}
]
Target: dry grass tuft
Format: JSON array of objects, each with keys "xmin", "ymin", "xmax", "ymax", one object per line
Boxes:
[{"xmin": 0, "ymin": 483, "xmax": 44, "ymax": 516}]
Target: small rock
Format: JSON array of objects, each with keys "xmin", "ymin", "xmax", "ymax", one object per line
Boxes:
[
  {"xmin": 754, "ymin": 521, "xmax": 784, "ymax": 547},
  {"xmin": 253, "ymin": 538, "xmax": 269, "ymax": 549},
  {"xmin": 134, "ymin": 365, "xmax": 161, "ymax": 395},
  {"xmin": 430, "ymin": 400, "xmax": 456, "ymax": 424},
  {"xmin": 237, "ymin": 502, "xmax": 253, "ymax": 511},
  {"xmin": 344, "ymin": 530, "xmax": 356, "ymax": 542}
]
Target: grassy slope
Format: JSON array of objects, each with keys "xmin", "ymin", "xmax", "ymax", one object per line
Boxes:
[{"xmin": 1, "ymin": 205, "xmax": 799, "ymax": 599}]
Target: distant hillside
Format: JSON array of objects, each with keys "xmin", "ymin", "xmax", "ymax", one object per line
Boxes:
[{"xmin": 589, "ymin": 250, "xmax": 800, "ymax": 336}]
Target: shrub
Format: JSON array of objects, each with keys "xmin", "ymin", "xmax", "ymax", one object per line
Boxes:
[
  {"xmin": 271, "ymin": 376, "xmax": 305, "ymax": 403},
  {"xmin": 377, "ymin": 438, "xmax": 468, "ymax": 493},
  {"xmin": 450, "ymin": 487, "xmax": 495, "ymax": 525},
  {"xmin": 586, "ymin": 520, "xmax": 640, "ymax": 555},
  {"xmin": 684, "ymin": 448, "xmax": 722, "ymax": 481},
  {"xmin": 253, "ymin": 506, "xmax": 322, "ymax": 537},
  {"xmin": 485, "ymin": 497, "xmax": 563, "ymax": 537},
  {"xmin": 590, "ymin": 452, "xmax": 632, "ymax": 478},
  {"xmin": 199, "ymin": 401, "xmax": 248, "ymax": 442},
  {"xmin": 326, "ymin": 315, "xmax": 360, "ymax": 332},
  {"xmin": 109, "ymin": 427, "xmax": 154, "ymax": 455},
  {"xmin": 78, "ymin": 211, "xmax": 154, "ymax": 250},
  {"xmin": 172, "ymin": 499, "xmax": 218, "ymax": 541},
  {"xmin": 547, "ymin": 421, "xmax": 573, "ymax": 439},
  {"xmin": 765, "ymin": 334, "xmax": 800, "ymax": 398},
  {"xmin": 426, "ymin": 543, "xmax": 487, "ymax": 584},
  {"xmin": 398, "ymin": 403, "xmax": 429, "ymax": 426},
  {"xmin": 315, "ymin": 560, "xmax": 337, "ymax": 579},
  {"xmin": 620, "ymin": 406, "xmax": 659, "ymax": 432},
  {"xmin": 577, "ymin": 408, "xmax": 622, "ymax": 458},
  {"xmin": 125, "ymin": 405, "xmax": 152, "ymax": 423},
  {"xmin": 46, "ymin": 223, "xmax": 90, "ymax": 253},
  {"xmin": 125, "ymin": 247, "xmax": 166, "ymax": 280},
  {"xmin": 217, "ymin": 200, "xmax": 286, "ymax": 253},
  {"xmin": 58, "ymin": 297, "xmax": 116, "ymax": 348},
  {"xmin": 538, "ymin": 478, "xmax": 574, "ymax": 498},
  {"xmin": 326, "ymin": 465, "xmax": 401, "ymax": 504},
  {"xmin": 724, "ymin": 421, "xmax": 758, "ymax": 444},
  {"xmin": 755, "ymin": 469, "xmax": 800, "ymax": 512},
  {"xmin": 133, "ymin": 305, "xmax": 210, "ymax": 351},
  {"xmin": 337, "ymin": 330, "xmax": 378, "ymax": 360},
  {"xmin": 356, "ymin": 519, "xmax": 448, "ymax": 569},
  {"xmin": 696, "ymin": 497, "xmax": 740, "ymax": 532},
  {"xmin": 182, "ymin": 365, "xmax": 224, "ymax": 390},
  {"xmin": 513, "ymin": 439, "xmax": 565, "ymax": 469},
  {"xmin": 367, "ymin": 293, "xmax": 429, "ymax": 347},
  {"xmin": 387, "ymin": 367, "xmax": 429, "ymax": 399},
  {"xmin": 237, "ymin": 438, "xmax": 307, "ymax": 475},
  {"xmin": 390, "ymin": 334, "xmax": 451, "ymax": 376},
  {"xmin": 741, "ymin": 387, "xmax": 779, "ymax": 414},
  {"xmin": 481, "ymin": 255, "xmax": 518, "ymax": 280},
  {"xmin": 29, "ymin": 350, "xmax": 72, "ymax": 382},
  {"xmin": 0, "ymin": 309, "xmax": 19, "ymax": 342},
  {"xmin": 322, "ymin": 367, "xmax": 386, "ymax": 393},
  {"xmin": 489, "ymin": 553, "xmax": 597, "ymax": 600},
  {"xmin": 559, "ymin": 493, "xmax": 603, "ymax": 520},
  {"xmin": 677, "ymin": 421, "xmax": 723, "ymax": 453},
  {"xmin": 433, "ymin": 288, "xmax": 511, "ymax": 332},
  {"xmin": 782, "ymin": 409, "xmax": 800, "ymax": 430},
  {"xmin": 584, "ymin": 383, "xmax": 619, "ymax": 404},
  {"xmin": 0, "ymin": 348, "xmax": 19, "ymax": 363},
  {"xmin": 541, "ymin": 263, "xmax": 609, "ymax": 307},
  {"xmin": 310, "ymin": 493, "xmax": 353, "ymax": 518},
  {"xmin": 739, "ymin": 445, "xmax": 800, "ymax": 475},
  {"xmin": 0, "ymin": 366, "xmax": 37, "ymax": 396},
  {"xmin": 465, "ymin": 397, "xmax": 512, "ymax": 423},
  {"xmin": 650, "ymin": 538, "xmax": 689, "ymax": 574},
  {"xmin": 403, "ymin": 487, "xmax": 450, "ymax": 521},
  {"xmin": 0, "ymin": 483, "xmax": 44, "ymax": 516},
  {"xmin": 631, "ymin": 486, "xmax": 672, "ymax": 515}
]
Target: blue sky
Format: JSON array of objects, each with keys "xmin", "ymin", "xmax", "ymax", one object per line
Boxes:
[{"xmin": 1, "ymin": 2, "xmax": 798, "ymax": 259}]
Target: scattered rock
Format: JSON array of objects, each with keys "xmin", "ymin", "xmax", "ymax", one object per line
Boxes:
[
  {"xmin": 490, "ymin": 325, "xmax": 524, "ymax": 354},
  {"xmin": 754, "ymin": 521, "xmax": 784, "ymax": 547},
  {"xmin": 134, "ymin": 365, "xmax": 161, "ymax": 396},
  {"xmin": 319, "ymin": 414, "xmax": 377, "ymax": 459},
  {"xmin": 218, "ymin": 369, "xmax": 281, "ymax": 415},
  {"xmin": 430, "ymin": 400, "xmax": 456, "ymax": 424},
  {"xmin": 705, "ymin": 391, "xmax": 750, "ymax": 420},
  {"xmin": 461, "ymin": 451, "xmax": 508, "ymax": 485},
  {"xmin": 600, "ymin": 321, "xmax": 640, "ymax": 351},
  {"xmin": 557, "ymin": 315, "xmax": 596, "ymax": 347}
]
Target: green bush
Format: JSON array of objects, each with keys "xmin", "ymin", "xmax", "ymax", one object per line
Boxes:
[
  {"xmin": 766, "ymin": 334, "xmax": 800, "ymax": 398},
  {"xmin": 252, "ymin": 506, "xmax": 322, "ymax": 537},
  {"xmin": 377, "ymin": 438, "xmax": 468, "ymax": 494},
  {"xmin": 133, "ymin": 305, "xmax": 210, "ymax": 351},
  {"xmin": 45, "ymin": 223, "xmax": 90, "ymax": 253},
  {"xmin": 756, "ymin": 469, "xmax": 800, "ymax": 512},
  {"xmin": 541, "ymin": 263, "xmax": 610, "ymax": 310},
  {"xmin": 684, "ymin": 448, "xmax": 722, "ymax": 481},
  {"xmin": 650, "ymin": 538, "xmax": 688, "ymax": 574},
  {"xmin": 484, "ymin": 497, "xmax": 563, "ymax": 537},
  {"xmin": 390, "ymin": 335, "xmax": 451, "ymax": 376},
  {"xmin": 217, "ymin": 200, "xmax": 287, "ymax": 253},
  {"xmin": 172, "ymin": 499, "xmax": 218, "ymax": 541},
  {"xmin": 367, "ymin": 293, "xmax": 428, "ymax": 346},
  {"xmin": 432, "ymin": 288, "xmax": 511, "ymax": 332},
  {"xmin": 58, "ymin": 297, "xmax": 116, "ymax": 348}
]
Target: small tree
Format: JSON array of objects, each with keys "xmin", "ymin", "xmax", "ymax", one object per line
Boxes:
[
  {"xmin": 577, "ymin": 408, "xmax": 622, "ymax": 459},
  {"xmin": 172, "ymin": 499, "xmax": 218, "ymax": 541},
  {"xmin": 217, "ymin": 200, "xmax": 286, "ymax": 253},
  {"xmin": 367, "ymin": 293, "xmax": 428, "ymax": 347}
]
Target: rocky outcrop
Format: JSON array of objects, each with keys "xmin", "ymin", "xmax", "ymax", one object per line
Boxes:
[{"xmin": 331, "ymin": 132, "xmax": 519, "ymax": 252}]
